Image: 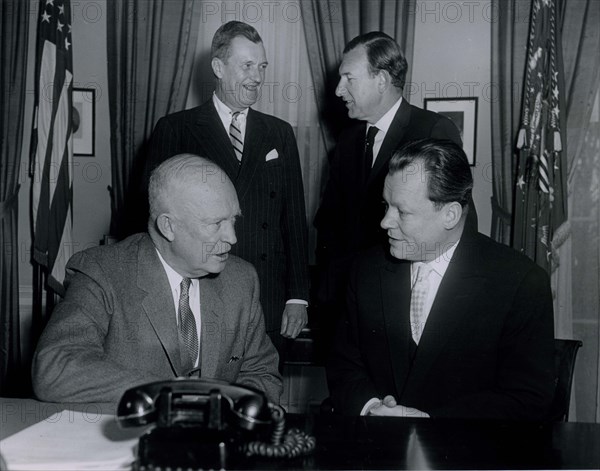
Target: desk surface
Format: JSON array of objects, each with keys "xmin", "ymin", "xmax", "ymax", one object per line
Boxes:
[{"xmin": 1, "ymin": 398, "xmax": 599, "ymax": 470}]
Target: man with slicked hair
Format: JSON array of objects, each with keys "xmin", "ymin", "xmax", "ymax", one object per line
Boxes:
[
  {"xmin": 315, "ymin": 32, "xmax": 476, "ymax": 324},
  {"xmin": 145, "ymin": 21, "xmax": 309, "ymax": 356},
  {"xmin": 327, "ymin": 139, "xmax": 554, "ymax": 420},
  {"xmin": 33, "ymin": 154, "xmax": 282, "ymax": 405}
]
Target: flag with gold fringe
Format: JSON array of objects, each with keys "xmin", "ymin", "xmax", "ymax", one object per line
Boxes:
[{"xmin": 513, "ymin": 0, "xmax": 568, "ymax": 274}]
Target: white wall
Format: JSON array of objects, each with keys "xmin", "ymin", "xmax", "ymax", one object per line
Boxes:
[{"xmin": 411, "ymin": 0, "xmax": 493, "ymax": 235}]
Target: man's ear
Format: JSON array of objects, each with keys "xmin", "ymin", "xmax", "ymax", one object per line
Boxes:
[
  {"xmin": 378, "ymin": 70, "xmax": 391, "ymax": 93},
  {"xmin": 156, "ymin": 213, "xmax": 176, "ymax": 242},
  {"xmin": 443, "ymin": 202, "xmax": 463, "ymax": 230},
  {"xmin": 211, "ymin": 57, "xmax": 224, "ymax": 79}
]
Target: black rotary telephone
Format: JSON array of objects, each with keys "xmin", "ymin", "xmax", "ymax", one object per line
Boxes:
[{"xmin": 117, "ymin": 378, "xmax": 315, "ymax": 469}]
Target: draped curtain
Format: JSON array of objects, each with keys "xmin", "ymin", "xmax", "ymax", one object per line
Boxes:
[
  {"xmin": 489, "ymin": 0, "xmax": 531, "ymax": 244},
  {"xmin": 0, "ymin": 0, "xmax": 29, "ymax": 396},
  {"xmin": 491, "ymin": 0, "xmax": 600, "ymax": 422},
  {"xmin": 562, "ymin": 0, "xmax": 600, "ymax": 423},
  {"xmin": 106, "ymin": 0, "xmax": 201, "ymax": 238}
]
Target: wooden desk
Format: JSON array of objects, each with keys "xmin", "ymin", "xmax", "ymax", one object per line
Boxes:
[{"xmin": 1, "ymin": 398, "xmax": 599, "ymax": 469}]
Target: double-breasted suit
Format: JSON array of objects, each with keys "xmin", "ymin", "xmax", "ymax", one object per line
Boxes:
[
  {"xmin": 326, "ymin": 228, "xmax": 555, "ymax": 420},
  {"xmin": 32, "ymin": 234, "xmax": 282, "ymax": 404},
  {"xmin": 145, "ymin": 101, "xmax": 309, "ymax": 333},
  {"xmin": 315, "ymin": 100, "xmax": 473, "ymax": 303}
]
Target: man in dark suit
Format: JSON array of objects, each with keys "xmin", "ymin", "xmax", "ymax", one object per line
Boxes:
[
  {"xmin": 33, "ymin": 155, "xmax": 282, "ymax": 404},
  {"xmin": 327, "ymin": 139, "xmax": 554, "ymax": 420},
  {"xmin": 315, "ymin": 32, "xmax": 475, "ymax": 314},
  {"xmin": 145, "ymin": 21, "xmax": 309, "ymax": 351}
]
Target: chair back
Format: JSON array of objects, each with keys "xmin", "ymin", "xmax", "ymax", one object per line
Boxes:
[{"xmin": 547, "ymin": 339, "xmax": 583, "ymax": 422}]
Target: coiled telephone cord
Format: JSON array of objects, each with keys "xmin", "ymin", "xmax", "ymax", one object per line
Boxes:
[{"xmin": 241, "ymin": 404, "xmax": 316, "ymax": 458}]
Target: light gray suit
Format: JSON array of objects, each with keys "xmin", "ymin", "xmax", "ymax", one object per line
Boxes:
[{"xmin": 32, "ymin": 233, "xmax": 282, "ymax": 404}]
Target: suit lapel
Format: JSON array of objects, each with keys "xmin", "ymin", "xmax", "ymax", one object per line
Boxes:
[
  {"xmin": 137, "ymin": 235, "xmax": 184, "ymax": 376},
  {"xmin": 189, "ymin": 102, "xmax": 240, "ymax": 178},
  {"xmin": 380, "ymin": 258, "xmax": 413, "ymax": 397},
  {"xmin": 402, "ymin": 234, "xmax": 487, "ymax": 399},
  {"xmin": 368, "ymin": 100, "xmax": 412, "ymax": 185},
  {"xmin": 198, "ymin": 275, "xmax": 225, "ymax": 379}
]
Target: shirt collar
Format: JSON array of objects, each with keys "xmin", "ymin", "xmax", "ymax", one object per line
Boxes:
[
  {"xmin": 371, "ymin": 96, "xmax": 403, "ymax": 135},
  {"xmin": 414, "ymin": 239, "xmax": 460, "ymax": 279},
  {"xmin": 155, "ymin": 249, "xmax": 198, "ymax": 295},
  {"xmin": 213, "ymin": 92, "xmax": 248, "ymax": 121}
]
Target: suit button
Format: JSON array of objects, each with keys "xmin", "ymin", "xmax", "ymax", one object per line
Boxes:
[
  {"xmin": 270, "ymin": 191, "xmax": 276, "ymax": 198},
  {"xmin": 261, "ymin": 253, "xmax": 267, "ymax": 261},
  {"xmin": 262, "ymin": 223, "xmax": 268, "ymax": 229}
]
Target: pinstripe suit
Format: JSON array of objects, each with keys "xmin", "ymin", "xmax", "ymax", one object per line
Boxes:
[{"xmin": 145, "ymin": 100, "xmax": 309, "ymax": 333}]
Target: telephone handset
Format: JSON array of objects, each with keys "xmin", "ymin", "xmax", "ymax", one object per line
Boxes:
[{"xmin": 117, "ymin": 378, "xmax": 314, "ymax": 469}]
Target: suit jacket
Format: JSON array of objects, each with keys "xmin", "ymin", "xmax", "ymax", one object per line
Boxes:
[
  {"xmin": 32, "ymin": 233, "xmax": 282, "ymax": 404},
  {"xmin": 326, "ymin": 227, "xmax": 555, "ymax": 420},
  {"xmin": 144, "ymin": 100, "xmax": 309, "ymax": 331},
  {"xmin": 315, "ymin": 100, "xmax": 474, "ymax": 302}
]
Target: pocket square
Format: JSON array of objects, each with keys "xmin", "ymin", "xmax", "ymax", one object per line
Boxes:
[
  {"xmin": 227, "ymin": 355, "xmax": 241, "ymax": 363},
  {"xmin": 265, "ymin": 149, "xmax": 279, "ymax": 161}
]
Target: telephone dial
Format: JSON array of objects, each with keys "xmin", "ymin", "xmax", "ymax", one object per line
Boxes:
[{"xmin": 117, "ymin": 378, "xmax": 315, "ymax": 469}]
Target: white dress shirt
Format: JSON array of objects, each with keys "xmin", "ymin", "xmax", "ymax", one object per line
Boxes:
[
  {"xmin": 213, "ymin": 92, "xmax": 248, "ymax": 141},
  {"xmin": 360, "ymin": 240, "xmax": 460, "ymax": 415},
  {"xmin": 156, "ymin": 250, "xmax": 201, "ymax": 367},
  {"xmin": 367, "ymin": 96, "xmax": 403, "ymax": 166},
  {"xmin": 409, "ymin": 241, "xmax": 459, "ymax": 326},
  {"xmin": 211, "ymin": 93, "xmax": 307, "ymax": 308}
]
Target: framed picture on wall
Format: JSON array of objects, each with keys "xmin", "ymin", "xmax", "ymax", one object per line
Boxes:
[
  {"xmin": 72, "ymin": 88, "xmax": 95, "ymax": 156},
  {"xmin": 423, "ymin": 97, "xmax": 478, "ymax": 166}
]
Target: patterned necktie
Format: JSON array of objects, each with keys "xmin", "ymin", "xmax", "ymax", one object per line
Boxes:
[
  {"xmin": 410, "ymin": 263, "xmax": 432, "ymax": 344},
  {"xmin": 178, "ymin": 277, "xmax": 199, "ymax": 370},
  {"xmin": 229, "ymin": 111, "xmax": 244, "ymax": 162},
  {"xmin": 364, "ymin": 126, "xmax": 379, "ymax": 182}
]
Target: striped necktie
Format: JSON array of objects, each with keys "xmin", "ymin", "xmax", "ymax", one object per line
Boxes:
[
  {"xmin": 230, "ymin": 111, "xmax": 244, "ymax": 162},
  {"xmin": 178, "ymin": 277, "xmax": 199, "ymax": 370}
]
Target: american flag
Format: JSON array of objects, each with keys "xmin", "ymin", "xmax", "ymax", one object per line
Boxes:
[
  {"xmin": 30, "ymin": 0, "xmax": 74, "ymax": 295},
  {"xmin": 513, "ymin": 0, "xmax": 568, "ymax": 274}
]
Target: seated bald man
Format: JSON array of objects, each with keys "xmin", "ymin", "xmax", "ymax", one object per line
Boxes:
[{"xmin": 33, "ymin": 154, "xmax": 282, "ymax": 404}]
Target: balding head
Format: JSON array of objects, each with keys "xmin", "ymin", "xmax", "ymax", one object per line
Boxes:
[{"xmin": 148, "ymin": 154, "xmax": 241, "ymax": 278}]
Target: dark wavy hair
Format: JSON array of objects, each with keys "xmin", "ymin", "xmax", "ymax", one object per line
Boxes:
[
  {"xmin": 388, "ymin": 138, "xmax": 473, "ymax": 210},
  {"xmin": 343, "ymin": 31, "xmax": 408, "ymax": 90},
  {"xmin": 211, "ymin": 21, "xmax": 262, "ymax": 62}
]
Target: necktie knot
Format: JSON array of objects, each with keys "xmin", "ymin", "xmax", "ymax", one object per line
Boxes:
[
  {"xmin": 180, "ymin": 277, "xmax": 191, "ymax": 295},
  {"xmin": 414, "ymin": 263, "xmax": 432, "ymax": 284},
  {"xmin": 366, "ymin": 126, "xmax": 379, "ymax": 148}
]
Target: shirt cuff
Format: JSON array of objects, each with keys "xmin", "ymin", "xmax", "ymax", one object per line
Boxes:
[
  {"xmin": 360, "ymin": 398, "xmax": 381, "ymax": 416},
  {"xmin": 286, "ymin": 299, "xmax": 308, "ymax": 306}
]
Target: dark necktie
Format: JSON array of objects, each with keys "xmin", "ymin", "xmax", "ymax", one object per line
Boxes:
[
  {"xmin": 364, "ymin": 126, "xmax": 379, "ymax": 183},
  {"xmin": 230, "ymin": 111, "xmax": 244, "ymax": 162},
  {"xmin": 178, "ymin": 277, "xmax": 199, "ymax": 370}
]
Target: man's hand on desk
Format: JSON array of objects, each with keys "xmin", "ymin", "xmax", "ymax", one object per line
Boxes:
[{"xmin": 367, "ymin": 395, "xmax": 430, "ymax": 418}]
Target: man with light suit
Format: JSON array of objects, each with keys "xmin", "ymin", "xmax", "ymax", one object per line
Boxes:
[
  {"xmin": 327, "ymin": 139, "xmax": 554, "ymax": 420},
  {"xmin": 33, "ymin": 155, "xmax": 282, "ymax": 404},
  {"xmin": 145, "ymin": 21, "xmax": 309, "ymax": 355}
]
